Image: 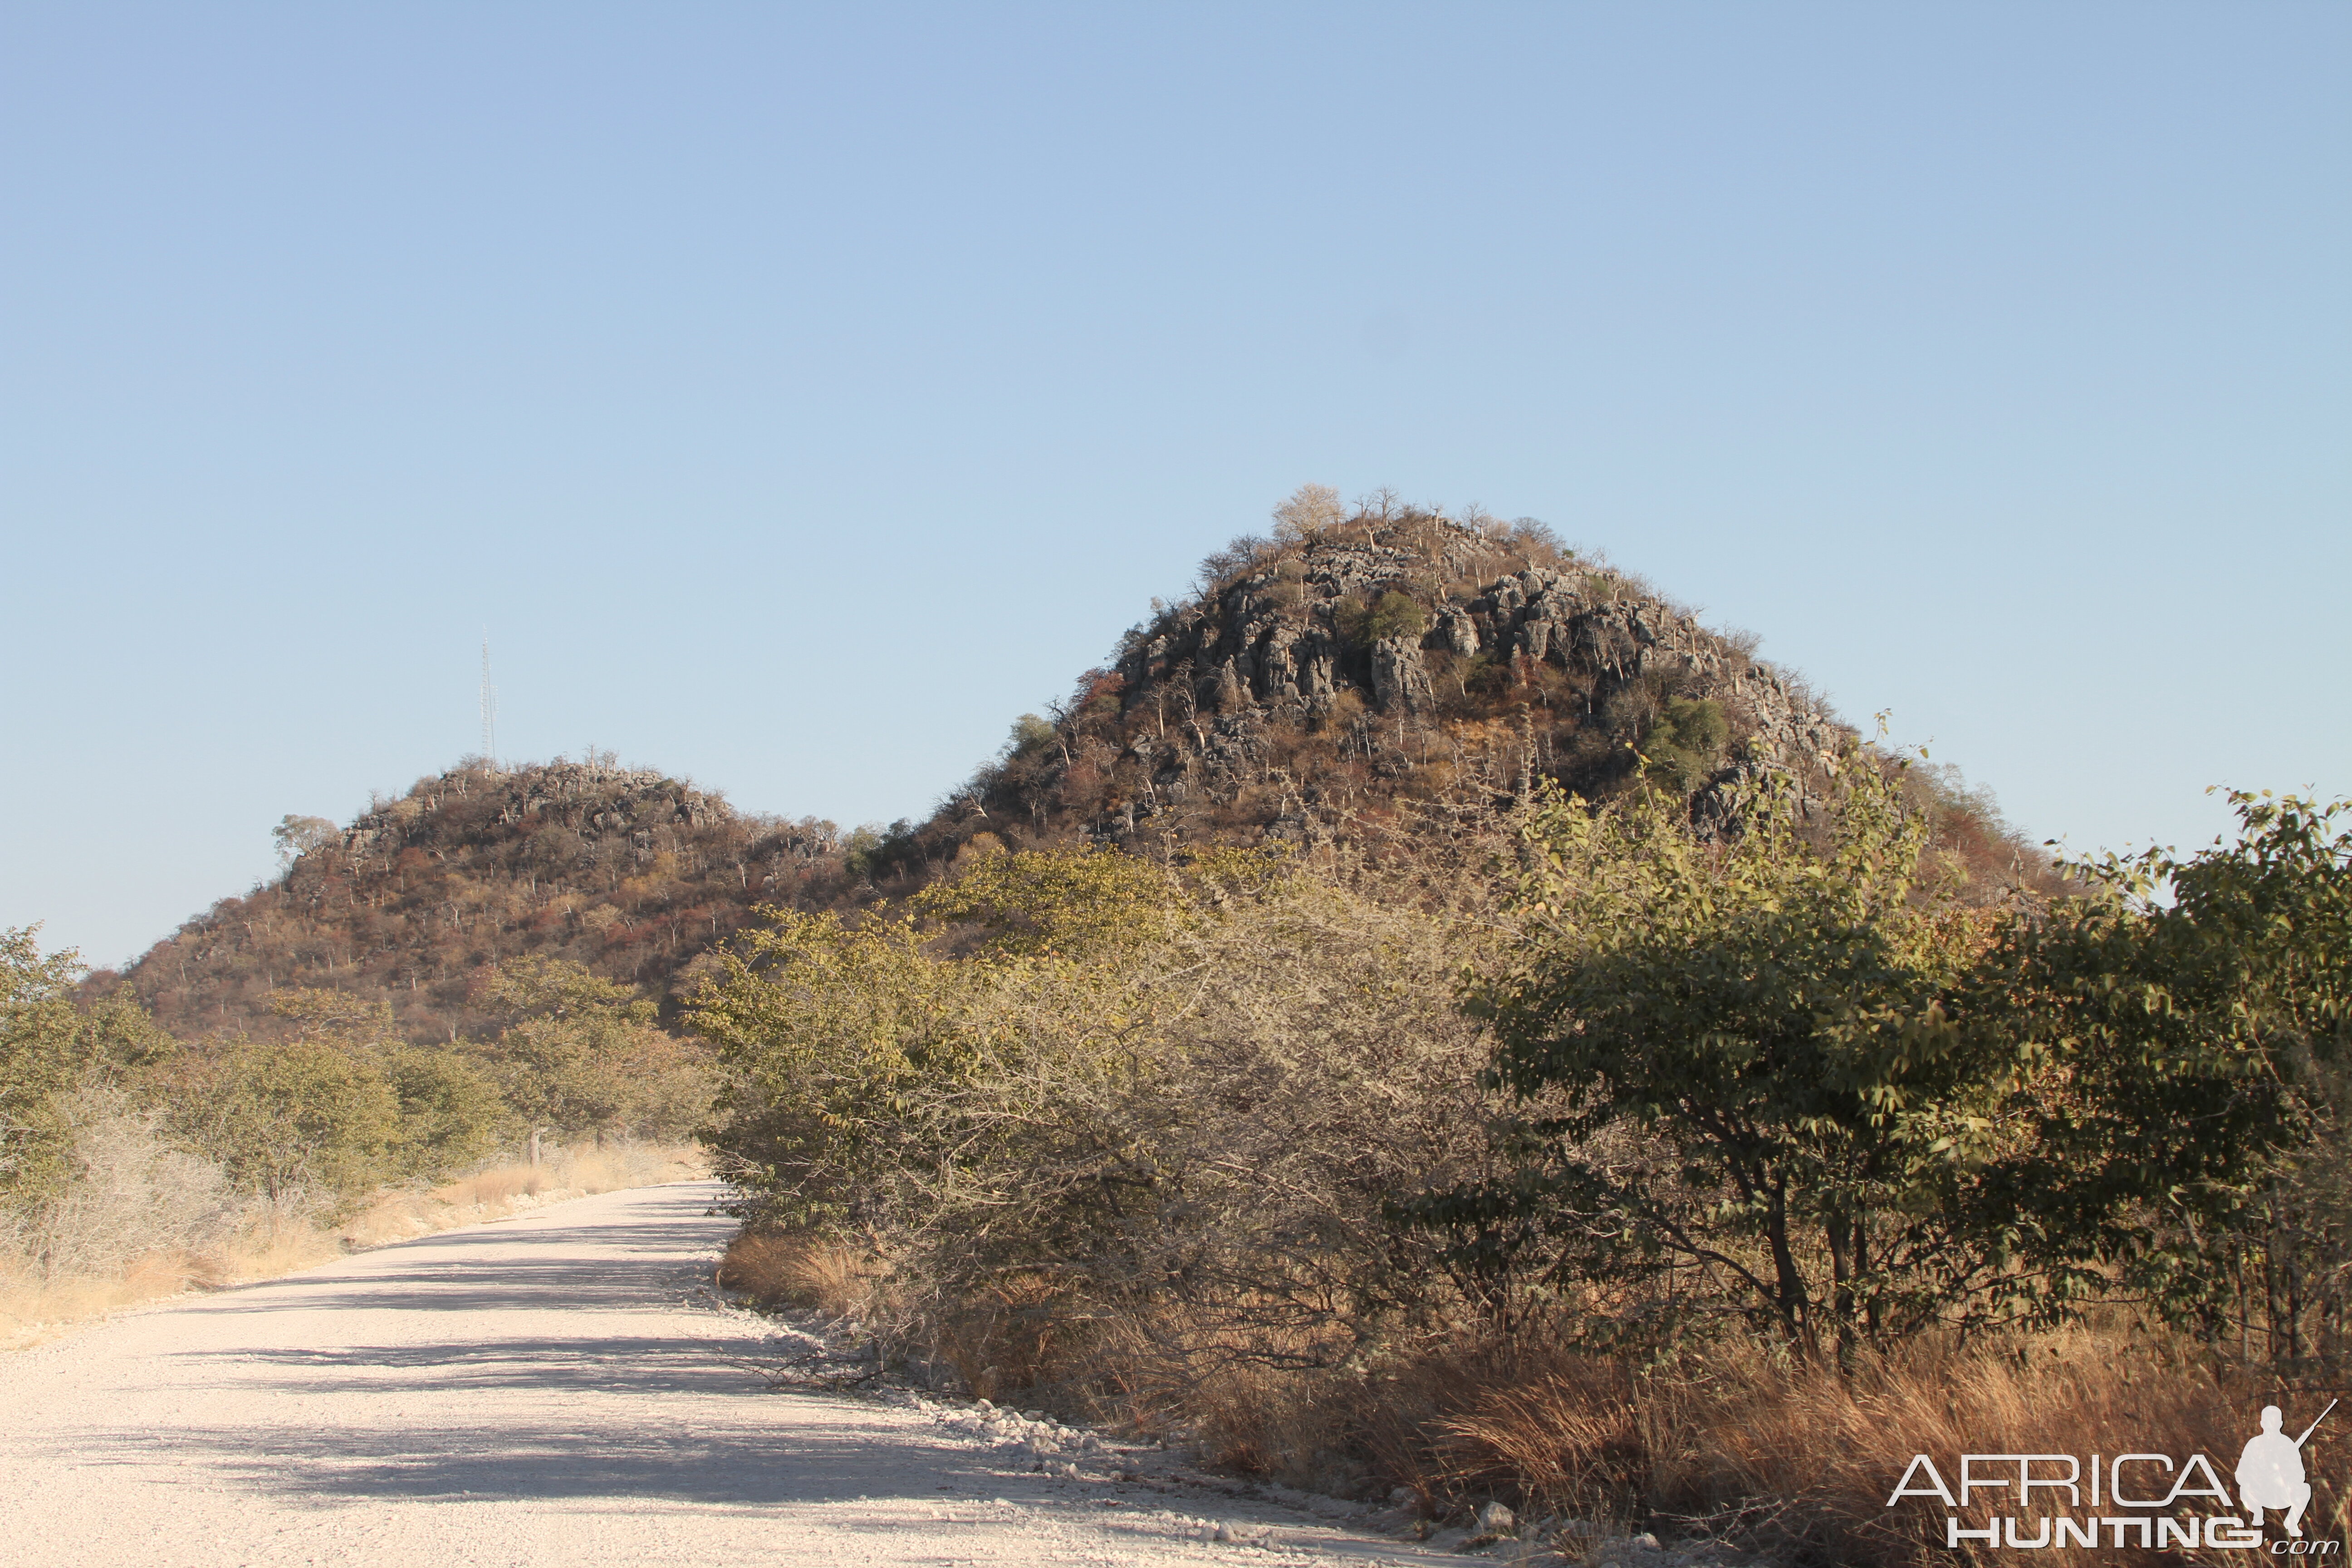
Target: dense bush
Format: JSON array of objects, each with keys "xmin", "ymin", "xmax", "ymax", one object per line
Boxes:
[
  {"xmin": 470, "ymin": 957, "xmax": 715, "ymax": 1144},
  {"xmin": 696, "ymin": 771, "xmax": 2349, "ymax": 1560},
  {"xmin": 694, "ymin": 845, "xmax": 1503, "ymax": 1399},
  {"xmin": 1432, "ymin": 774, "xmax": 2351, "ymax": 1364},
  {"xmin": 5, "ymin": 930, "xmax": 715, "ymax": 1276}
]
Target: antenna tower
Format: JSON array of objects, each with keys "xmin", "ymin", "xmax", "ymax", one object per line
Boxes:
[{"xmin": 480, "ymin": 633, "xmax": 498, "ymax": 773}]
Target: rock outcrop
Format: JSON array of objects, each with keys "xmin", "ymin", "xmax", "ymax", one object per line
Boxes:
[{"xmin": 881, "ymin": 510, "xmax": 1851, "ymax": 873}]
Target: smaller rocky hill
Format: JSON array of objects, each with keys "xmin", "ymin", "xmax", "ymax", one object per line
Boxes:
[{"xmin": 109, "ymin": 757, "xmax": 849, "ymax": 1044}]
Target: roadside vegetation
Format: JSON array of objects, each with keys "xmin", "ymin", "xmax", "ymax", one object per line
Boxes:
[
  {"xmin": 11, "ymin": 493, "xmax": 2344, "ymax": 1565},
  {"xmin": 697, "ymin": 771, "xmax": 2351, "ymax": 1565},
  {"xmin": 0, "ymin": 932, "xmax": 710, "ymax": 1345}
]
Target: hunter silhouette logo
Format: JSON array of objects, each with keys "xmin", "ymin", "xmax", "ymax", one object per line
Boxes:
[
  {"xmin": 2240, "ymin": 1401, "xmax": 2335, "ymax": 1539},
  {"xmin": 1885, "ymin": 1398, "xmax": 2339, "ymax": 1553}
]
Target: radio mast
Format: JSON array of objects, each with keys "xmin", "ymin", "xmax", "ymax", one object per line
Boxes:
[{"xmin": 480, "ymin": 633, "xmax": 498, "ymax": 773}]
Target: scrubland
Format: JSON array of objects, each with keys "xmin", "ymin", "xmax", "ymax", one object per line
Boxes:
[
  {"xmin": 0, "ymin": 1088, "xmax": 703, "ymax": 1348},
  {"xmin": 9, "ymin": 500, "xmax": 2347, "ymax": 1566},
  {"xmin": 3, "ymin": 925, "xmax": 714, "ymax": 1348},
  {"xmin": 696, "ymin": 730, "xmax": 2350, "ymax": 1564},
  {"xmin": 724, "ymin": 1217, "xmax": 2344, "ymax": 1565}
]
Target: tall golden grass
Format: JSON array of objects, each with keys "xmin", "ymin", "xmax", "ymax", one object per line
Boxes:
[
  {"xmin": 715, "ymin": 1230, "xmax": 881, "ymax": 1317},
  {"xmin": 719, "ymin": 1229, "xmax": 2346, "ymax": 1568},
  {"xmin": 1145, "ymin": 1323, "xmax": 2347, "ymax": 1566}
]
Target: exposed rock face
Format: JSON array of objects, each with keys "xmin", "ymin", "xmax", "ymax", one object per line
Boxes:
[
  {"xmin": 1369, "ymin": 636, "xmax": 1435, "ymax": 715},
  {"xmin": 102, "ymin": 508, "xmax": 1880, "ymax": 1041},
  {"xmin": 905, "ymin": 513, "xmax": 1851, "ymax": 869},
  {"xmin": 336, "ymin": 761, "xmax": 736, "ymax": 876}
]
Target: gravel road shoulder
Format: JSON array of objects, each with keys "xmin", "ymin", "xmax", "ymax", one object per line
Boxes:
[{"xmin": 0, "ymin": 1181, "xmax": 1484, "ymax": 1568}]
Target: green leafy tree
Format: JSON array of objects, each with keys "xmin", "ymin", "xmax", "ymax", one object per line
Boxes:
[
  {"xmin": 1363, "ymin": 588, "xmax": 1429, "ymax": 643},
  {"xmin": 691, "ymin": 904, "xmax": 982, "ymax": 1228},
  {"xmin": 181, "ymin": 1037, "xmax": 401, "ymax": 1205},
  {"xmin": 170, "ymin": 987, "xmax": 501, "ymax": 1195},
  {"xmin": 380, "ymin": 1047, "xmax": 505, "ymax": 1178},
  {"xmin": 1641, "ymin": 696, "xmax": 1729, "ymax": 790},
  {"xmin": 1333, "ymin": 588, "xmax": 1429, "ymax": 648},
  {"xmin": 2, "ymin": 928, "xmax": 176, "ymax": 1203},
  {"xmin": 0, "ymin": 927, "xmax": 88, "ymax": 1201},
  {"xmin": 1446, "ymin": 763, "xmax": 2034, "ymax": 1355},
  {"xmin": 472, "ymin": 957, "xmax": 711, "ymax": 1143},
  {"xmin": 1986, "ymin": 791, "xmax": 2352, "ymax": 1358}
]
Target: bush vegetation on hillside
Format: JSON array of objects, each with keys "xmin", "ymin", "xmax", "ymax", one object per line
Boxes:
[
  {"xmin": 696, "ymin": 771, "xmax": 2351, "ymax": 1561},
  {"xmin": 17, "ymin": 492, "xmax": 2342, "ymax": 1563},
  {"xmin": 4, "ymin": 926, "xmax": 714, "ymax": 1319},
  {"xmin": 107, "ymin": 756, "xmax": 854, "ymax": 1045}
]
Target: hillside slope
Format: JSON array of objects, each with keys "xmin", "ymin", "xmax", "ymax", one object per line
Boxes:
[
  {"xmin": 109, "ymin": 759, "xmax": 848, "ymax": 1043},
  {"xmin": 105, "ymin": 492, "xmax": 2041, "ymax": 1044},
  {"xmin": 863, "ymin": 496, "xmax": 2026, "ymax": 887}
]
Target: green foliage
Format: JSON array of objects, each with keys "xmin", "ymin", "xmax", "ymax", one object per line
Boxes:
[
  {"xmin": 691, "ymin": 845, "xmax": 1287, "ymax": 1231},
  {"xmin": 1985, "ymin": 791, "xmax": 2352, "ymax": 1348},
  {"xmin": 1003, "ymin": 713, "xmax": 1058, "ymax": 761},
  {"xmin": 1641, "ymin": 696, "xmax": 1729, "ymax": 790},
  {"xmin": 179, "ymin": 1037, "xmax": 401, "ymax": 1205},
  {"xmin": 1363, "ymin": 589, "xmax": 1428, "ymax": 643},
  {"xmin": 910, "ymin": 843, "xmax": 1190, "ymax": 959},
  {"xmin": 1431, "ymin": 775, "xmax": 2352, "ymax": 1362},
  {"xmin": 695, "ymin": 848, "xmax": 1219, "ymax": 1228},
  {"xmin": 691, "ymin": 904, "xmax": 985, "ymax": 1227},
  {"xmin": 2, "ymin": 929, "xmax": 176, "ymax": 1203},
  {"xmin": 268, "ymin": 985, "xmax": 398, "ymax": 1048},
  {"xmin": 381, "ymin": 1047, "xmax": 504, "ymax": 1177},
  {"xmin": 479, "ymin": 957, "xmax": 652, "ymax": 1029},
  {"xmin": 843, "ymin": 818, "xmax": 919, "ymax": 879},
  {"xmin": 1334, "ymin": 588, "xmax": 1428, "ymax": 647},
  {"xmin": 471, "ymin": 956, "xmax": 711, "ymax": 1141},
  {"xmin": 0, "ymin": 927, "xmax": 89, "ymax": 1201},
  {"xmin": 1443, "ymin": 766, "xmax": 2028, "ymax": 1352}
]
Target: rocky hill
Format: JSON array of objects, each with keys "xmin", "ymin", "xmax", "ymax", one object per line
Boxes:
[
  {"xmin": 108, "ymin": 757, "xmax": 849, "ymax": 1044},
  {"xmin": 867, "ymin": 496, "xmax": 1870, "ymax": 874},
  {"xmin": 103, "ymin": 490, "xmax": 2041, "ymax": 1044}
]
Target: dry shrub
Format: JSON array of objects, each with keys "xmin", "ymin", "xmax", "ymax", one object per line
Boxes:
[
  {"xmin": 2, "ymin": 1084, "xmax": 244, "ymax": 1282},
  {"xmin": 0, "ymin": 1085, "xmax": 257, "ymax": 1344},
  {"xmin": 1152, "ymin": 1323, "xmax": 2347, "ymax": 1565},
  {"xmin": 1166, "ymin": 1352, "xmax": 1384, "ymax": 1501},
  {"xmin": 3, "ymin": 1137, "xmax": 708, "ymax": 1347},
  {"xmin": 926, "ymin": 1273, "xmax": 1098, "ymax": 1404},
  {"xmin": 715, "ymin": 1230, "xmax": 878, "ymax": 1316}
]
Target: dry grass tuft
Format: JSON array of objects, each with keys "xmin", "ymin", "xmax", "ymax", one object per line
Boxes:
[
  {"xmin": 1129, "ymin": 1323, "xmax": 2349, "ymax": 1565},
  {"xmin": 715, "ymin": 1230, "xmax": 878, "ymax": 1317}
]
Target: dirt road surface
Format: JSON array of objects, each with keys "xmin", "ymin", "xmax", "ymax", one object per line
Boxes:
[{"xmin": 0, "ymin": 1182, "xmax": 1460, "ymax": 1568}]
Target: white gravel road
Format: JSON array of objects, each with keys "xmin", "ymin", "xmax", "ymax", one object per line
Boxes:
[{"xmin": 0, "ymin": 1181, "xmax": 1468, "ymax": 1568}]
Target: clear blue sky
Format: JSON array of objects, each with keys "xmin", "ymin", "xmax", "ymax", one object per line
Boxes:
[{"xmin": 4, "ymin": 3, "xmax": 2345, "ymax": 967}]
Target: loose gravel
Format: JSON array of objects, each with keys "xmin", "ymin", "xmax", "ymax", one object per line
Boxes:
[{"xmin": 0, "ymin": 1181, "xmax": 1483, "ymax": 1568}]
